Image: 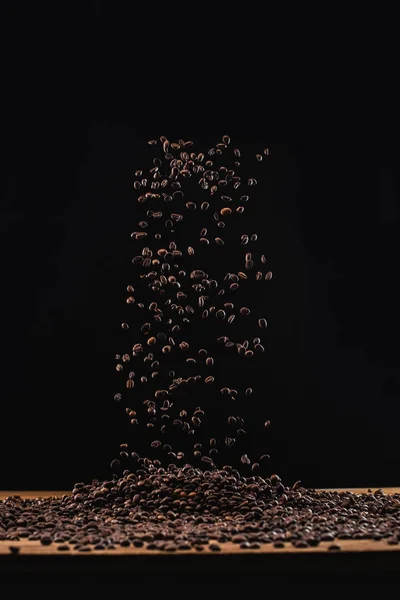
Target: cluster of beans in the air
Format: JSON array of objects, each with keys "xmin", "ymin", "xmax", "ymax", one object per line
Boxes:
[{"xmin": 112, "ymin": 135, "xmax": 273, "ymax": 474}]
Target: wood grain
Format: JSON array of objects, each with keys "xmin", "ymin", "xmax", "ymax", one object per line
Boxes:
[
  {"xmin": 2, "ymin": 487, "xmax": 399, "ymax": 501},
  {"xmin": 0, "ymin": 537, "xmax": 399, "ymax": 556}
]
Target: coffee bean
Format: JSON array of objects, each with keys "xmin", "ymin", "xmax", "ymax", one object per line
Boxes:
[
  {"xmin": 40, "ymin": 535, "xmax": 53, "ymax": 546},
  {"xmin": 220, "ymin": 207, "xmax": 232, "ymax": 216},
  {"xmin": 209, "ymin": 543, "xmax": 221, "ymax": 552}
]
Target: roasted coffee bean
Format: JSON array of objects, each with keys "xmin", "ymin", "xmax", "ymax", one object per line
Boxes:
[
  {"xmin": 220, "ymin": 207, "xmax": 232, "ymax": 216},
  {"xmin": 328, "ymin": 544, "xmax": 342, "ymax": 551}
]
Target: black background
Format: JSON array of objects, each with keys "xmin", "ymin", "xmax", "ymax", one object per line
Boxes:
[{"xmin": 1, "ymin": 4, "xmax": 399, "ymax": 491}]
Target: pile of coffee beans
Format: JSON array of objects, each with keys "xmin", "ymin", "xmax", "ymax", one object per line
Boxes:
[
  {"xmin": 1, "ymin": 465, "xmax": 400, "ymax": 551},
  {"xmin": 1, "ymin": 136, "xmax": 399, "ymax": 553}
]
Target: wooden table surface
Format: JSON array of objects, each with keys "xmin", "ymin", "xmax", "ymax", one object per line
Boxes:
[{"xmin": 1, "ymin": 489, "xmax": 400, "ymax": 580}]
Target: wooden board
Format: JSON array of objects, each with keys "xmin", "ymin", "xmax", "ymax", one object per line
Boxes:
[
  {"xmin": 1, "ymin": 489, "xmax": 400, "ymax": 580},
  {"xmin": 1, "ymin": 488, "xmax": 399, "ymax": 556}
]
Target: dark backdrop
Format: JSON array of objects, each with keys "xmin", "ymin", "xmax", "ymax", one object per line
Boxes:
[{"xmin": 1, "ymin": 4, "xmax": 399, "ymax": 490}]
